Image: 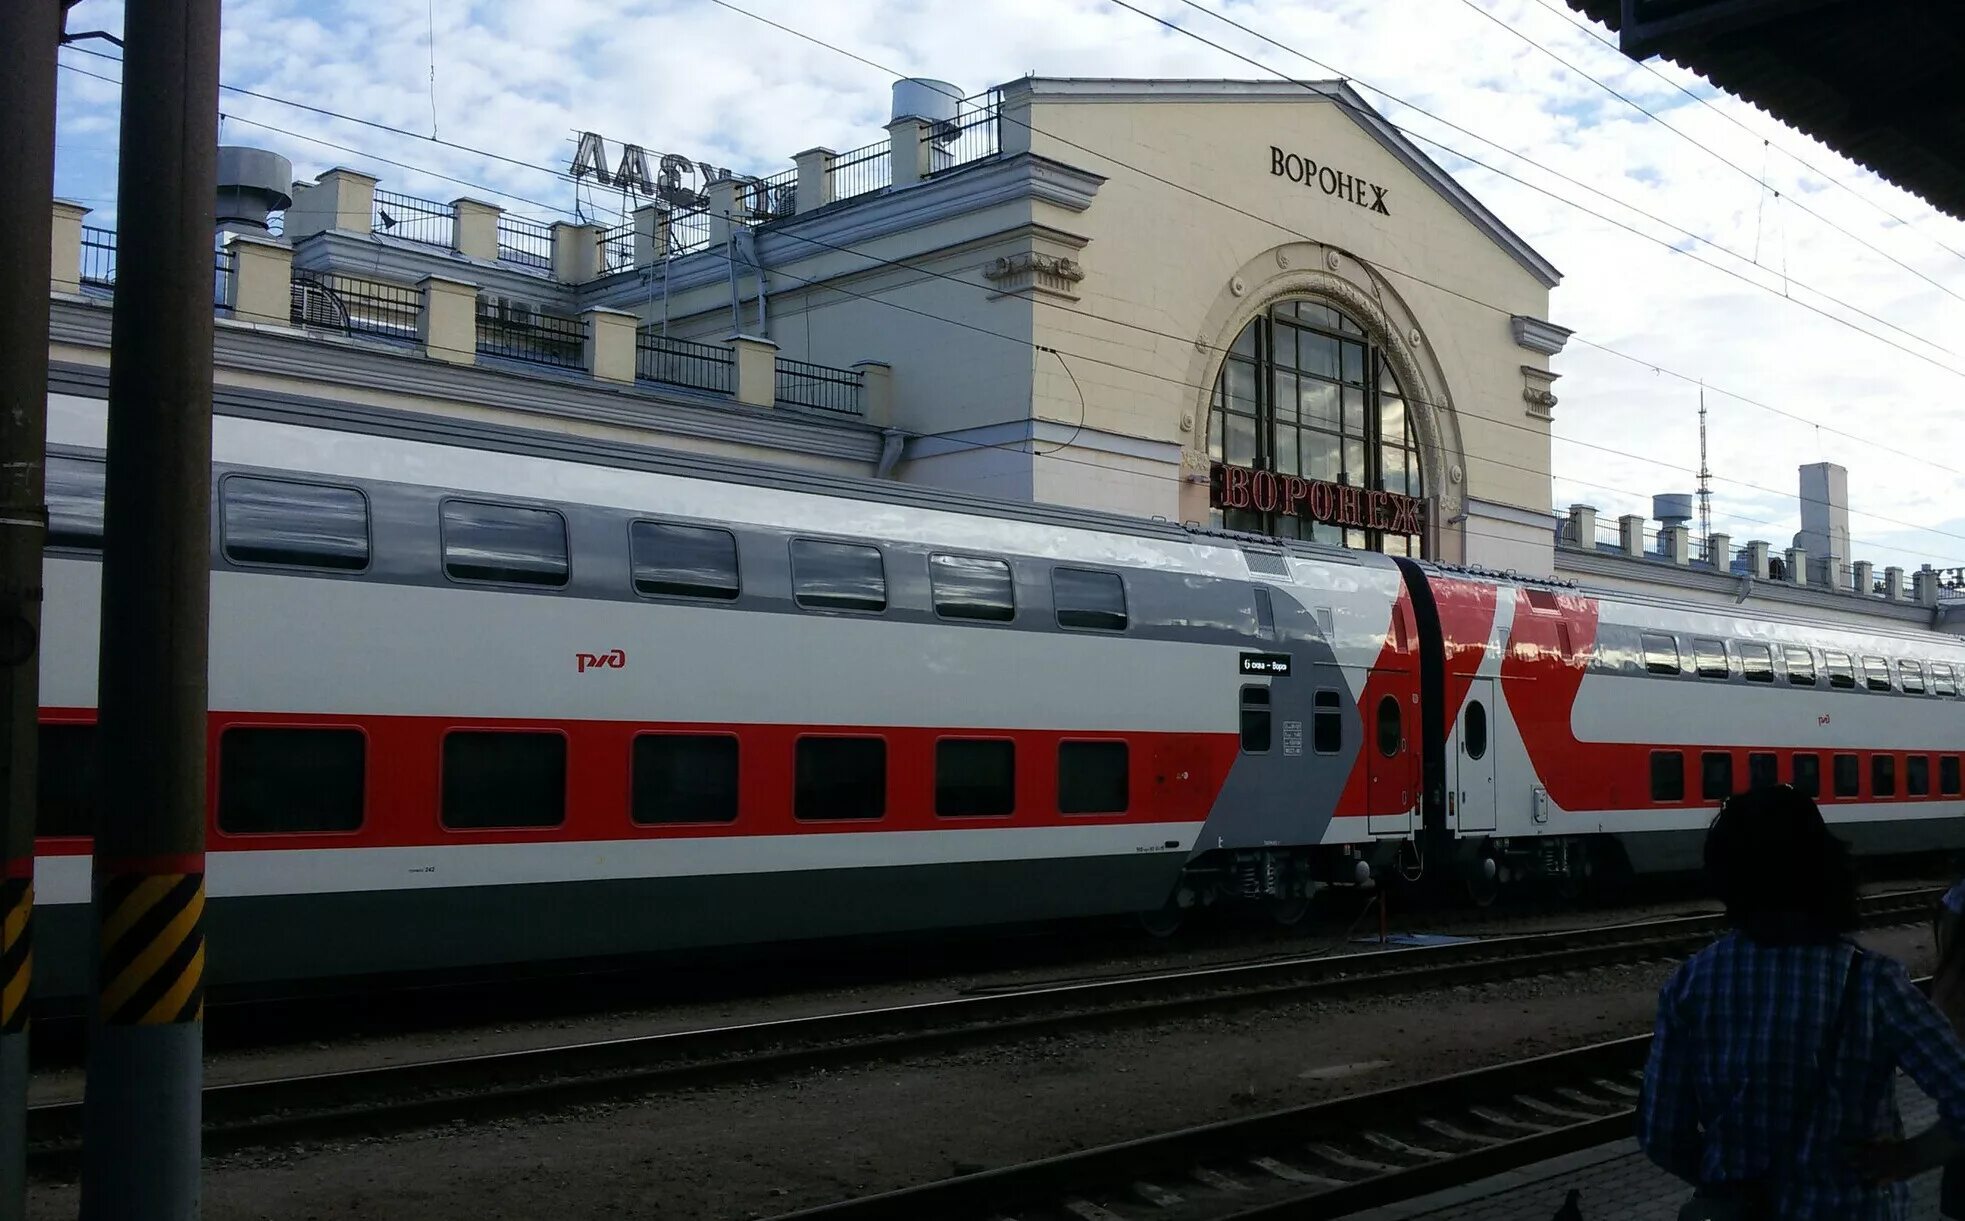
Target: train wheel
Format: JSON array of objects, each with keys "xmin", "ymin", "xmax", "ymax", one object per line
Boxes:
[
  {"xmin": 1265, "ymin": 896, "xmax": 1312, "ymax": 927},
  {"xmin": 1137, "ymin": 901, "xmax": 1186, "ymax": 938},
  {"xmin": 1465, "ymin": 854, "xmax": 1500, "ymax": 907}
]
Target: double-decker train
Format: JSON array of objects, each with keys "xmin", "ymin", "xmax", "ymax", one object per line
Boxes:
[{"xmin": 32, "ymin": 390, "xmax": 1965, "ymax": 999}]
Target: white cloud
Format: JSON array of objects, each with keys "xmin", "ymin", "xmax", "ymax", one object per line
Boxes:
[{"xmin": 50, "ymin": 0, "xmax": 1965, "ymax": 573}]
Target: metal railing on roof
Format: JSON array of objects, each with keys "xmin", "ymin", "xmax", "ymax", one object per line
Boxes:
[
  {"xmin": 775, "ymin": 357, "xmax": 863, "ymax": 415},
  {"xmin": 598, "ymin": 221, "xmax": 635, "ymax": 274},
  {"xmin": 475, "ymin": 298, "xmax": 586, "ymax": 369},
  {"xmin": 371, "ymin": 189, "xmax": 453, "ymax": 249},
  {"xmin": 79, "ymin": 226, "xmax": 116, "ymax": 287},
  {"xmin": 213, "ymin": 250, "xmax": 235, "ymax": 315},
  {"xmin": 635, "ymin": 330, "xmax": 733, "ymax": 394},
  {"xmin": 290, "ymin": 271, "xmax": 422, "ymax": 344},
  {"xmin": 827, "ymin": 140, "xmax": 892, "ymax": 204},
  {"xmin": 496, "ymin": 213, "xmax": 554, "ymax": 269}
]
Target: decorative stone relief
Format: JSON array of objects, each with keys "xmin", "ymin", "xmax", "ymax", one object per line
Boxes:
[
  {"xmin": 981, "ymin": 252, "xmax": 1085, "ymax": 301},
  {"xmin": 1521, "ymin": 365, "xmax": 1560, "ymax": 420}
]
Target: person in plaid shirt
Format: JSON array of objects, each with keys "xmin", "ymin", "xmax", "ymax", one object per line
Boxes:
[{"xmin": 1638, "ymin": 786, "xmax": 1965, "ymax": 1220}]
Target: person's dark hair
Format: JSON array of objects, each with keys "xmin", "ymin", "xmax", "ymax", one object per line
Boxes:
[{"xmin": 1704, "ymin": 784, "xmax": 1858, "ymax": 943}]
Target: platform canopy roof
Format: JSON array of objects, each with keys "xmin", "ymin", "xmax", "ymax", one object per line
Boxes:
[{"xmin": 1567, "ymin": 0, "xmax": 1965, "ymax": 220}]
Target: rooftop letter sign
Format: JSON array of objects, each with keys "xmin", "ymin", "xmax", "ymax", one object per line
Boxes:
[{"xmin": 569, "ymin": 132, "xmax": 782, "ymax": 213}]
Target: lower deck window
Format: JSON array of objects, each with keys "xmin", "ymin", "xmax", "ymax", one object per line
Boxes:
[
  {"xmin": 1793, "ymin": 753, "xmax": 1821, "ymax": 799},
  {"xmin": 1747, "ymin": 752, "xmax": 1778, "ymax": 791},
  {"xmin": 1700, "ymin": 752, "xmax": 1734, "ymax": 801},
  {"xmin": 935, "ymin": 739, "xmax": 1016, "ymax": 817},
  {"xmin": 795, "ymin": 737, "xmax": 886, "ymax": 820},
  {"xmin": 632, "ymin": 734, "xmax": 739, "ymax": 824},
  {"xmin": 1833, "ymin": 753, "xmax": 1861, "ymax": 798},
  {"xmin": 1312, "ymin": 690, "xmax": 1343, "ymax": 754},
  {"xmin": 1874, "ymin": 755, "xmax": 1897, "ymax": 798},
  {"xmin": 37, "ymin": 723, "xmax": 97, "ymax": 837},
  {"xmin": 442, "ymin": 731, "xmax": 567, "ymax": 828},
  {"xmin": 1650, "ymin": 751, "xmax": 1684, "ymax": 802},
  {"xmin": 219, "ymin": 727, "xmax": 365, "ymax": 833},
  {"xmin": 1909, "ymin": 755, "xmax": 1931, "ymax": 797},
  {"xmin": 1240, "ymin": 686, "xmax": 1272, "ymax": 753},
  {"xmin": 1059, "ymin": 741, "xmax": 1129, "ymax": 814},
  {"xmin": 1945, "ymin": 756, "xmax": 1962, "ymax": 797}
]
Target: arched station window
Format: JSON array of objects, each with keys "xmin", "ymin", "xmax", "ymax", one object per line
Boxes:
[{"xmin": 1207, "ymin": 300, "xmax": 1425, "ymax": 555}]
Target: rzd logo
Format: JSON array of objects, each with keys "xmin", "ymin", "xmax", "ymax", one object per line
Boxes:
[{"xmin": 577, "ymin": 649, "xmax": 627, "ymax": 673}]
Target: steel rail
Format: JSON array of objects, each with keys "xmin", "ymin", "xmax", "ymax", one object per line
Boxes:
[{"xmin": 23, "ymin": 887, "xmax": 1941, "ymax": 1170}]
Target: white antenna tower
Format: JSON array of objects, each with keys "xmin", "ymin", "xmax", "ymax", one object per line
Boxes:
[{"xmin": 1697, "ymin": 386, "xmax": 1713, "ymax": 557}]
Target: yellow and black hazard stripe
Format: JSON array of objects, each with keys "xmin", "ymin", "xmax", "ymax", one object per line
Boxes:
[
  {"xmin": 97, "ymin": 871, "xmax": 204, "ymax": 1026},
  {"xmin": 0, "ymin": 876, "xmax": 30, "ymax": 1034}
]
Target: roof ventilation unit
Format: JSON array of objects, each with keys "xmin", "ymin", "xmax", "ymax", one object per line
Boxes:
[
  {"xmin": 215, "ymin": 145, "xmax": 293, "ymax": 237},
  {"xmin": 891, "ymin": 79, "xmax": 965, "ymax": 173}
]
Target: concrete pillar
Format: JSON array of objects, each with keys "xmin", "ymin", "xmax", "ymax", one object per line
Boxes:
[
  {"xmin": 1853, "ymin": 560, "xmax": 1875, "ymax": 596},
  {"xmin": 1565, "ymin": 504, "xmax": 1597, "ymax": 549},
  {"xmin": 794, "ymin": 148, "xmax": 836, "ymax": 214},
  {"xmin": 727, "ymin": 334, "xmax": 778, "ymax": 408},
  {"xmin": 551, "ymin": 221, "xmax": 601, "ymax": 285},
  {"xmin": 1618, "ymin": 514, "xmax": 1644, "ymax": 558},
  {"xmin": 1916, "ymin": 566, "xmax": 1940, "ymax": 607},
  {"xmin": 1707, "ymin": 532, "xmax": 1732, "ymax": 569},
  {"xmin": 50, "ymin": 199, "xmax": 89, "ymax": 293},
  {"xmin": 1661, "ymin": 525, "xmax": 1690, "ymax": 565},
  {"xmin": 451, "ymin": 198, "xmax": 500, "ymax": 260},
  {"xmin": 632, "ymin": 205, "xmax": 670, "ymax": 268},
  {"xmin": 1746, "ymin": 540, "xmax": 1771, "ymax": 579},
  {"xmin": 284, "ymin": 167, "xmax": 378, "ymax": 240},
  {"xmin": 854, "ymin": 360, "xmax": 892, "ymax": 427},
  {"xmin": 582, "ymin": 307, "xmax": 638, "ymax": 384},
  {"xmin": 417, "ymin": 274, "xmax": 477, "ymax": 365},
  {"xmin": 706, "ymin": 179, "xmax": 746, "ymax": 246},
  {"xmin": 1784, "ymin": 546, "xmax": 1807, "ymax": 585},
  {"xmin": 1885, "ymin": 566, "xmax": 1905, "ymax": 601},
  {"xmin": 887, "ymin": 117, "xmax": 932, "ymax": 185},
  {"xmin": 998, "ymin": 81, "xmax": 1032, "ymax": 156},
  {"xmin": 223, "ymin": 233, "xmax": 292, "ymax": 326},
  {"xmin": 1820, "ymin": 554, "xmax": 1843, "ymax": 591}
]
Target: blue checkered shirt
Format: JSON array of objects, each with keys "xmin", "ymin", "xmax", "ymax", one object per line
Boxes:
[{"xmin": 1639, "ymin": 933, "xmax": 1965, "ymax": 1220}]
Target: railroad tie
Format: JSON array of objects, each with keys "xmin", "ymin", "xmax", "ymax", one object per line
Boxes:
[
  {"xmin": 1514, "ymin": 1094, "xmax": 1600, "ymax": 1122},
  {"xmin": 1555, "ymin": 1086, "xmax": 1624, "ymax": 1111},
  {"xmin": 1363, "ymin": 1131, "xmax": 1453, "ymax": 1161},
  {"xmin": 1419, "ymin": 1117, "xmax": 1506, "ymax": 1147},
  {"xmin": 1469, "ymin": 1105, "xmax": 1555, "ymax": 1133},
  {"xmin": 1592, "ymin": 1077, "xmax": 1641, "ymax": 1098},
  {"xmin": 1247, "ymin": 1156, "xmax": 1345, "ymax": 1187},
  {"xmin": 1064, "ymin": 1199, "xmax": 1130, "ymax": 1221},
  {"xmin": 1304, "ymin": 1143, "xmax": 1404, "ymax": 1174},
  {"xmin": 1189, "ymin": 1167, "xmax": 1251, "ymax": 1192},
  {"xmin": 1129, "ymin": 1181, "xmax": 1184, "ymax": 1208}
]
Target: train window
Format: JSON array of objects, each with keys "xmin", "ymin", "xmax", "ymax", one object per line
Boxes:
[
  {"xmin": 1738, "ymin": 644, "xmax": 1773, "ymax": 683},
  {"xmin": 1944, "ymin": 756, "xmax": 1963, "ymax": 797},
  {"xmin": 1862, "ymin": 656, "xmax": 1892, "ymax": 692},
  {"xmin": 37, "ymin": 723, "xmax": 96, "ymax": 837},
  {"xmin": 1650, "ymin": 751, "xmax": 1685, "ymax": 802},
  {"xmin": 1909, "ymin": 755, "xmax": 1932, "ymax": 797},
  {"xmin": 221, "ymin": 476, "xmax": 369, "ymax": 570},
  {"xmin": 1701, "ymin": 752, "xmax": 1734, "ymax": 800},
  {"xmin": 935, "ymin": 739, "xmax": 1016, "ymax": 817},
  {"xmin": 1464, "ymin": 701, "xmax": 1489, "ymax": 761},
  {"xmin": 1693, "ymin": 639, "xmax": 1730, "ymax": 679},
  {"xmin": 1252, "ymin": 587, "xmax": 1275, "ymax": 637},
  {"xmin": 929, "ymin": 554, "xmax": 1015, "ymax": 622},
  {"xmin": 1240, "ymin": 686, "xmax": 1272, "ymax": 753},
  {"xmin": 1833, "ymin": 753, "xmax": 1861, "ymax": 798},
  {"xmin": 1313, "ymin": 689, "xmax": 1343, "ymax": 754},
  {"xmin": 1641, "ymin": 633, "xmax": 1681, "ymax": 675},
  {"xmin": 1792, "ymin": 753, "xmax": 1821, "ymax": 799},
  {"xmin": 1053, "ymin": 568, "xmax": 1128, "ymax": 632},
  {"xmin": 791, "ymin": 540, "xmax": 886, "ymax": 613},
  {"xmin": 1059, "ymin": 741, "xmax": 1129, "ymax": 814},
  {"xmin": 1376, "ymin": 696, "xmax": 1402, "ymax": 758},
  {"xmin": 794, "ymin": 737, "xmax": 886, "ymax": 820},
  {"xmin": 1899, "ymin": 661, "xmax": 1926, "ymax": 694},
  {"xmin": 1873, "ymin": 754, "xmax": 1897, "ymax": 798},
  {"xmin": 1824, "ymin": 652, "xmax": 1856, "ymax": 689},
  {"xmin": 441, "ymin": 731, "xmax": 566, "ymax": 829},
  {"xmin": 1935, "ymin": 664, "xmax": 1959, "ymax": 697},
  {"xmin": 1748, "ymin": 752, "xmax": 1778, "ymax": 790},
  {"xmin": 218, "ymin": 728, "xmax": 365, "ymax": 834},
  {"xmin": 46, "ymin": 454, "xmax": 106, "ymax": 550},
  {"xmin": 441, "ymin": 500, "xmax": 569, "ymax": 587},
  {"xmin": 1785, "ymin": 647, "xmax": 1818, "ymax": 686},
  {"xmin": 631, "ymin": 734, "xmax": 739, "ymax": 824},
  {"xmin": 630, "ymin": 521, "xmax": 740, "ymax": 601}
]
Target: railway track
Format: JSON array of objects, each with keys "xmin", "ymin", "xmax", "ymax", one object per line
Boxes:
[{"xmin": 23, "ymin": 886, "xmax": 1941, "ymax": 1170}]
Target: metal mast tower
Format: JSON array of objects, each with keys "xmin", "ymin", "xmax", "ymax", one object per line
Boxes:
[{"xmin": 1697, "ymin": 387, "xmax": 1713, "ymax": 558}]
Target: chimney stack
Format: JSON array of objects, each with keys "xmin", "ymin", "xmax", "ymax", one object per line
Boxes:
[{"xmin": 1795, "ymin": 463, "xmax": 1849, "ymax": 575}]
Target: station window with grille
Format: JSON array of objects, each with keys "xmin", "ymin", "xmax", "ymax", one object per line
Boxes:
[
  {"xmin": 219, "ymin": 727, "xmax": 366, "ymax": 834},
  {"xmin": 1873, "ymin": 754, "xmax": 1897, "ymax": 798},
  {"xmin": 935, "ymin": 739, "xmax": 1016, "ymax": 817},
  {"xmin": 1834, "ymin": 753, "xmax": 1861, "ymax": 798},
  {"xmin": 1207, "ymin": 299, "xmax": 1424, "ymax": 555},
  {"xmin": 1785, "ymin": 647, "xmax": 1817, "ymax": 686},
  {"xmin": 1944, "ymin": 756, "xmax": 1963, "ymax": 796},
  {"xmin": 441, "ymin": 500, "xmax": 569, "ymax": 587},
  {"xmin": 1059, "ymin": 741, "xmax": 1129, "ymax": 814},
  {"xmin": 632, "ymin": 734, "xmax": 739, "ymax": 824},
  {"xmin": 1693, "ymin": 639, "xmax": 1730, "ymax": 679},
  {"xmin": 45, "ymin": 454, "xmax": 106, "ymax": 551},
  {"xmin": 1909, "ymin": 755, "xmax": 1932, "ymax": 797},
  {"xmin": 930, "ymin": 554, "xmax": 1015, "ymax": 622},
  {"xmin": 1313, "ymin": 689, "xmax": 1343, "ymax": 754},
  {"xmin": 1642, "ymin": 633, "xmax": 1681, "ymax": 676},
  {"xmin": 221, "ymin": 476, "xmax": 369, "ymax": 571},
  {"xmin": 1825, "ymin": 652, "xmax": 1857, "ymax": 689},
  {"xmin": 795, "ymin": 737, "xmax": 886, "ymax": 820},
  {"xmin": 1793, "ymin": 753, "xmax": 1821, "ymax": 799},
  {"xmin": 631, "ymin": 521, "xmax": 740, "ymax": 601},
  {"xmin": 1651, "ymin": 751, "xmax": 1685, "ymax": 802},
  {"xmin": 1748, "ymin": 752, "xmax": 1778, "ymax": 790},
  {"xmin": 1053, "ymin": 568, "xmax": 1127, "ymax": 632},
  {"xmin": 36, "ymin": 723, "xmax": 96, "ymax": 837},
  {"xmin": 1241, "ymin": 686, "xmax": 1272, "ymax": 753},
  {"xmin": 1701, "ymin": 752, "xmax": 1734, "ymax": 800},
  {"xmin": 441, "ymin": 731, "xmax": 567, "ymax": 828},
  {"xmin": 1738, "ymin": 644, "xmax": 1774, "ymax": 683},
  {"xmin": 791, "ymin": 540, "xmax": 886, "ymax": 613}
]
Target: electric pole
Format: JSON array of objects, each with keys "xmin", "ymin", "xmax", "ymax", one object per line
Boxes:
[
  {"xmin": 0, "ymin": 1, "xmax": 64, "ymax": 1214},
  {"xmin": 78, "ymin": 0, "xmax": 221, "ymax": 1216}
]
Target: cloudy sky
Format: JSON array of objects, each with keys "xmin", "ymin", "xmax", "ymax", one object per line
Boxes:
[{"xmin": 51, "ymin": 0, "xmax": 1965, "ymax": 574}]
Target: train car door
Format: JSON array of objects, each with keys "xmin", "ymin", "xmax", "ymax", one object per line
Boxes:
[
  {"xmin": 1454, "ymin": 678, "xmax": 1497, "ymax": 833},
  {"xmin": 1366, "ymin": 682, "xmax": 1414, "ymax": 836}
]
